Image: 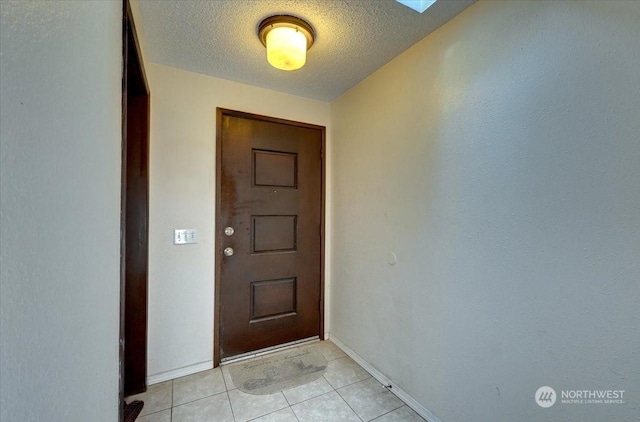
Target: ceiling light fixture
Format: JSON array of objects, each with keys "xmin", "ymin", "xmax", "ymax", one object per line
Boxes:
[
  {"xmin": 395, "ymin": 0, "xmax": 438, "ymax": 13},
  {"xmin": 258, "ymin": 15, "xmax": 315, "ymax": 71}
]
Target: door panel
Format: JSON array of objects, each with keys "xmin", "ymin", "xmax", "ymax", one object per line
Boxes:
[
  {"xmin": 252, "ymin": 215, "xmax": 297, "ymax": 253},
  {"xmin": 216, "ymin": 109, "xmax": 324, "ymax": 361}
]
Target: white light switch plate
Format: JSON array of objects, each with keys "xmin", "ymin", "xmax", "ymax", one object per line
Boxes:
[{"xmin": 174, "ymin": 229, "xmax": 197, "ymax": 245}]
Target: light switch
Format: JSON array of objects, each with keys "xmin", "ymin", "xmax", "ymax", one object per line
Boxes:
[{"xmin": 174, "ymin": 229, "xmax": 197, "ymax": 245}]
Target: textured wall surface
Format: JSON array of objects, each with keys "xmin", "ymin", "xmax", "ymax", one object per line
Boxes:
[
  {"xmin": 147, "ymin": 64, "xmax": 331, "ymax": 380},
  {"xmin": 0, "ymin": 1, "xmax": 122, "ymax": 421},
  {"xmin": 330, "ymin": 1, "xmax": 640, "ymax": 420},
  {"xmin": 138, "ymin": 0, "xmax": 475, "ymax": 101}
]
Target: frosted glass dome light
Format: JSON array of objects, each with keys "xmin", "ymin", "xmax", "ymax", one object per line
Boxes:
[
  {"xmin": 266, "ymin": 27, "xmax": 307, "ymax": 70},
  {"xmin": 258, "ymin": 15, "xmax": 315, "ymax": 71}
]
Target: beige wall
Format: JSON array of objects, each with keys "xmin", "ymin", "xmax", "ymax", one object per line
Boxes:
[
  {"xmin": 146, "ymin": 63, "xmax": 331, "ymax": 381},
  {"xmin": 0, "ymin": 2, "xmax": 122, "ymax": 421},
  {"xmin": 330, "ymin": 1, "xmax": 640, "ymax": 421}
]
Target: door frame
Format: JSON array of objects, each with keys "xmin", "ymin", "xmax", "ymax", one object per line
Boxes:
[
  {"xmin": 214, "ymin": 108, "xmax": 325, "ymax": 366},
  {"xmin": 120, "ymin": 0, "xmax": 150, "ymax": 417}
]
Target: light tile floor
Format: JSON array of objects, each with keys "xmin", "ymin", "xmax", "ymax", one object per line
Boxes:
[{"xmin": 126, "ymin": 341, "xmax": 425, "ymax": 422}]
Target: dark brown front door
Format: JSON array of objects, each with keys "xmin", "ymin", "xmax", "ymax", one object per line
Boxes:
[{"xmin": 215, "ymin": 109, "xmax": 324, "ymax": 362}]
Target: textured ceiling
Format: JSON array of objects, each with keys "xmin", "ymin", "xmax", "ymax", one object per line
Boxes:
[{"xmin": 139, "ymin": 0, "xmax": 476, "ymax": 101}]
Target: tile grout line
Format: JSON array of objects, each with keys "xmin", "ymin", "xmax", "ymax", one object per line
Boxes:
[
  {"xmin": 325, "ymin": 373, "xmax": 373, "ymax": 391},
  {"xmin": 244, "ymin": 404, "xmax": 295, "ymax": 422},
  {"xmin": 221, "ymin": 368, "xmax": 238, "ymax": 422},
  {"xmin": 170, "ymin": 379, "xmax": 173, "ymax": 422},
  {"xmin": 282, "ymin": 388, "xmax": 294, "ymax": 407},
  {"xmin": 288, "ymin": 403, "xmax": 301, "ymax": 422},
  {"xmin": 370, "ymin": 405, "xmax": 413, "ymax": 422},
  {"xmin": 226, "ymin": 389, "xmax": 237, "ymax": 422},
  {"xmin": 333, "ymin": 374, "xmax": 405, "ymax": 421},
  {"xmin": 334, "ymin": 388, "xmax": 366, "ymax": 422},
  {"xmin": 172, "ymin": 390, "xmax": 228, "ymax": 409},
  {"xmin": 170, "ymin": 368, "xmax": 228, "ymax": 408},
  {"xmin": 287, "ymin": 379, "xmax": 336, "ymax": 408}
]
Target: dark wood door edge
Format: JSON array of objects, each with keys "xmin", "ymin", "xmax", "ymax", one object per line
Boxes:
[
  {"xmin": 119, "ymin": 4, "xmax": 127, "ymax": 414},
  {"xmin": 213, "ymin": 108, "xmax": 326, "ymax": 366},
  {"xmin": 120, "ymin": 0, "xmax": 150, "ymax": 419},
  {"xmin": 120, "ymin": 2, "xmax": 129, "ymax": 418}
]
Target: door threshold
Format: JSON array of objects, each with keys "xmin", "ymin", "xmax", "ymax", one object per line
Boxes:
[{"xmin": 220, "ymin": 336, "xmax": 320, "ymax": 365}]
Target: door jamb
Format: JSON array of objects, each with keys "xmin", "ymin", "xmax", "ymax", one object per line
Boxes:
[
  {"xmin": 120, "ymin": 0, "xmax": 150, "ymax": 418},
  {"xmin": 214, "ymin": 108, "xmax": 326, "ymax": 367}
]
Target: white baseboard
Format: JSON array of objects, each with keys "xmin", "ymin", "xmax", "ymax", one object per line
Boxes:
[
  {"xmin": 147, "ymin": 360, "xmax": 213, "ymax": 385},
  {"xmin": 329, "ymin": 336, "xmax": 443, "ymax": 422}
]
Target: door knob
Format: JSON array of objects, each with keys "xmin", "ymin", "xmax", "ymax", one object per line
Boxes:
[
  {"xmin": 224, "ymin": 247, "xmax": 234, "ymax": 257},
  {"xmin": 224, "ymin": 227, "xmax": 235, "ymax": 236}
]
